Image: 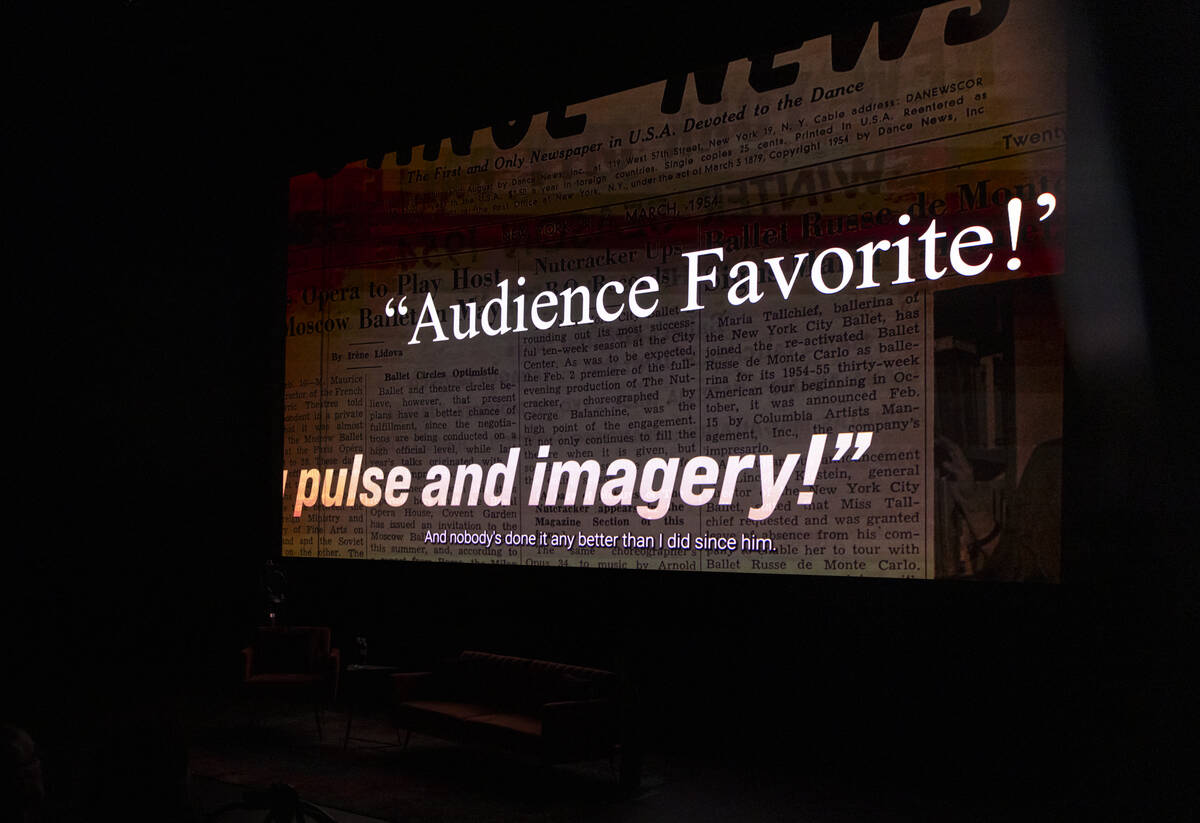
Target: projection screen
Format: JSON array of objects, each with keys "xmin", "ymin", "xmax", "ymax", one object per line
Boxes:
[{"xmin": 283, "ymin": 0, "xmax": 1065, "ymax": 581}]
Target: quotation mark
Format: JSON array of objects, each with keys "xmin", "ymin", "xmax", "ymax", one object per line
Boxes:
[{"xmin": 831, "ymin": 431, "xmax": 873, "ymax": 461}]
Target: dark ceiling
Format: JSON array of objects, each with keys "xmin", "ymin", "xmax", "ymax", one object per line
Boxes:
[{"xmin": 14, "ymin": 1, "xmax": 961, "ymax": 176}]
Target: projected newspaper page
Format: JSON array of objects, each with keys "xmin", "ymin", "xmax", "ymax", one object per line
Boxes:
[{"xmin": 283, "ymin": 0, "xmax": 1065, "ymax": 581}]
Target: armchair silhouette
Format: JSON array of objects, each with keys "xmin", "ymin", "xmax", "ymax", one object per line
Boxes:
[{"xmin": 242, "ymin": 626, "xmax": 340, "ymax": 741}]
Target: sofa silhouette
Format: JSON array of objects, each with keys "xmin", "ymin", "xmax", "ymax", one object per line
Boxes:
[{"xmin": 391, "ymin": 651, "xmax": 623, "ymax": 768}]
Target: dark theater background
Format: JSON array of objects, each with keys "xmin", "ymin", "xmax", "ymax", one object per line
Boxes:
[{"xmin": 7, "ymin": 1, "xmax": 1193, "ymax": 820}]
